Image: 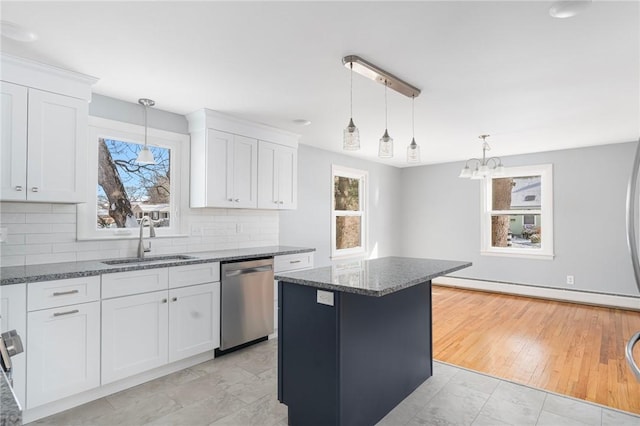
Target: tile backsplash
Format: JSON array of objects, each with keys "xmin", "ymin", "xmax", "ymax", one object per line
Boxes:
[{"xmin": 0, "ymin": 202, "xmax": 279, "ymax": 267}]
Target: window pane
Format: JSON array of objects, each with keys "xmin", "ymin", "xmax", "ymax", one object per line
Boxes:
[
  {"xmin": 97, "ymin": 138, "xmax": 171, "ymax": 229},
  {"xmin": 491, "ymin": 214, "xmax": 541, "ymax": 248},
  {"xmin": 492, "ymin": 175, "xmax": 541, "ymax": 210},
  {"xmin": 336, "ymin": 216, "xmax": 361, "ymax": 249},
  {"xmin": 334, "ymin": 176, "xmax": 360, "ymax": 211}
]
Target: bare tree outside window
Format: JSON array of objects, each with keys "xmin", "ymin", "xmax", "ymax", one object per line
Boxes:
[
  {"xmin": 331, "ymin": 166, "xmax": 367, "ymax": 258},
  {"xmin": 97, "ymin": 138, "xmax": 171, "ymax": 229}
]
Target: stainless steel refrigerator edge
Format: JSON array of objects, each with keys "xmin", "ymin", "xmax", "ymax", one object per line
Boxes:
[
  {"xmin": 220, "ymin": 258, "xmax": 274, "ymax": 351},
  {"xmin": 625, "ymin": 138, "xmax": 640, "ymax": 381}
]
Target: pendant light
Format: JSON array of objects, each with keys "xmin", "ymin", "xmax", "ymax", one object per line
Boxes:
[
  {"xmin": 136, "ymin": 98, "xmax": 156, "ymax": 164},
  {"xmin": 458, "ymin": 135, "xmax": 505, "ymax": 179},
  {"xmin": 378, "ymin": 80, "xmax": 393, "ymax": 158},
  {"xmin": 343, "ymin": 62, "xmax": 360, "ymax": 151},
  {"xmin": 406, "ymin": 95, "xmax": 420, "ymax": 163}
]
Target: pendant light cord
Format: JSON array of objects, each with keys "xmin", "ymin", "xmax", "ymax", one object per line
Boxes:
[
  {"xmin": 144, "ymin": 104, "xmax": 148, "ymax": 147},
  {"xmin": 384, "ymin": 80, "xmax": 388, "ymax": 130},
  {"xmin": 412, "ymin": 95, "xmax": 415, "ymax": 138},
  {"xmin": 350, "ymin": 62, "xmax": 353, "ymax": 118}
]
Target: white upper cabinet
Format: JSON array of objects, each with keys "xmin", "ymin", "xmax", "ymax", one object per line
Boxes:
[
  {"xmin": 258, "ymin": 140, "xmax": 297, "ymax": 210},
  {"xmin": 188, "ymin": 109, "xmax": 299, "ymax": 210},
  {"xmin": 0, "ymin": 53, "xmax": 97, "ymax": 203}
]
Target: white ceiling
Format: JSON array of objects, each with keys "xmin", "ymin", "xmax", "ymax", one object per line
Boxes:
[{"xmin": 1, "ymin": 1, "xmax": 638, "ymax": 167}]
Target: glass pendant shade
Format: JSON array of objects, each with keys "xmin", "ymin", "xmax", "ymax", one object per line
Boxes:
[
  {"xmin": 407, "ymin": 138, "xmax": 420, "ymax": 163},
  {"xmin": 470, "ymin": 166, "xmax": 483, "ymax": 180},
  {"xmin": 343, "ymin": 118, "xmax": 360, "ymax": 150},
  {"xmin": 378, "ymin": 129, "xmax": 394, "ymax": 158},
  {"xmin": 493, "ymin": 164, "xmax": 505, "ymax": 176},
  {"xmin": 136, "ymin": 145, "xmax": 155, "ymax": 164}
]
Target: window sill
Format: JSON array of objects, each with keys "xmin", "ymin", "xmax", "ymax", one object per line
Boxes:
[
  {"xmin": 480, "ymin": 250, "xmax": 555, "ymax": 260},
  {"xmin": 76, "ymin": 233, "xmax": 189, "ymax": 242}
]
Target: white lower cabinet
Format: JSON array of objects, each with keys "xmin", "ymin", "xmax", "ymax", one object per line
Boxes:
[
  {"xmin": 101, "ymin": 291, "xmax": 169, "ymax": 385},
  {"xmin": 26, "ymin": 301, "xmax": 100, "ymax": 408},
  {"xmin": 169, "ymin": 282, "xmax": 220, "ymax": 362}
]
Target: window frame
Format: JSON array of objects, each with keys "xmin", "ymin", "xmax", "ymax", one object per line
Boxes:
[
  {"xmin": 77, "ymin": 117, "xmax": 189, "ymax": 240},
  {"xmin": 480, "ymin": 164, "xmax": 554, "ymax": 259},
  {"xmin": 331, "ymin": 165, "xmax": 368, "ymax": 259}
]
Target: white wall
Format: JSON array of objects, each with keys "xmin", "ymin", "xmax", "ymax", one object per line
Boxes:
[
  {"xmin": 279, "ymin": 144, "xmax": 403, "ymax": 267},
  {"xmin": 399, "ymin": 141, "xmax": 640, "ymax": 297}
]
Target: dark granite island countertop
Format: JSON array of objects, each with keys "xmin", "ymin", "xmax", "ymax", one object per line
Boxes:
[{"xmin": 274, "ymin": 256, "xmax": 471, "ymax": 296}]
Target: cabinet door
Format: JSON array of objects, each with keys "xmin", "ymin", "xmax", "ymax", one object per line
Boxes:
[
  {"xmin": 101, "ymin": 291, "xmax": 169, "ymax": 384},
  {"xmin": 204, "ymin": 129, "xmax": 235, "ymax": 208},
  {"xmin": 257, "ymin": 141, "xmax": 278, "ymax": 209},
  {"xmin": 0, "ymin": 284, "xmax": 26, "ymax": 408},
  {"xmin": 233, "ymin": 135, "xmax": 258, "ymax": 208},
  {"xmin": 277, "ymin": 145, "xmax": 297, "ymax": 209},
  {"xmin": 26, "ymin": 301, "xmax": 100, "ymax": 408},
  {"xmin": 0, "ymin": 82, "xmax": 28, "ymax": 201},
  {"xmin": 27, "ymin": 89, "xmax": 87, "ymax": 202},
  {"xmin": 168, "ymin": 282, "xmax": 220, "ymax": 362}
]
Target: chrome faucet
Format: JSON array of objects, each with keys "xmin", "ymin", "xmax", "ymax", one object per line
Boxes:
[{"xmin": 137, "ymin": 216, "xmax": 156, "ymax": 258}]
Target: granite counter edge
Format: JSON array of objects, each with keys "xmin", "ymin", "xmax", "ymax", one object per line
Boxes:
[{"xmin": 1, "ymin": 247, "xmax": 315, "ymax": 286}]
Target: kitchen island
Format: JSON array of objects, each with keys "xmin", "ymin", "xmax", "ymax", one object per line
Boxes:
[{"xmin": 275, "ymin": 256, "xmax": 471, "ymax": 426}]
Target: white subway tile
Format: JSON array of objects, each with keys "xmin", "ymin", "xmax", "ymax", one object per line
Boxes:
[
  {"xmin": 51, "ymin": 204, "xmax": 76, "ymax": 213},
  {"xmin": 7, "ymin": 223, "xmax": 52, "ymax": 234},
  {"xmin": 26, "ymin": 213, "xmax": 76, "ymax": 224},
  {"xmin": 26, "ymin": 252, "xmax": 77, "ymax": 265},
  {"xmin": 0, "ymin": 255, "xmax": 25, "ymax": 267},
  {"xmin": 0, "ymin": 213, "xmax": 26, "ymax": 224},
  {"xmin": 77, "ymin": 249, "xmax": 120, "ymax": 261},
  {"xmin": 0, "ymin": 203, "xmax": 52, "ymax": 213},
  {"xmin": 26, "ymin": 233, "xmax": 75, "ymax": 244},
  {"xmin": 3, "ymin": 234, "xmax": 25, "ymax": 245},
  {"xmin": 51, "ymin": 224, "xmax": 76, "ymax": 233}
]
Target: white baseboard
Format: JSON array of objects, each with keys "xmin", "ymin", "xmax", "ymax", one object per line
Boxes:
[
  {"xmin": 434, "ymin": 277, "xmax": 640, "ymax": 311},
  {"xmin": 23, "ymin": 351, "xmax": 214, "ymax": 424}
]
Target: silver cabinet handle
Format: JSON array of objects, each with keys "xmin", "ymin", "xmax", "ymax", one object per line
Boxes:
[
  {"xmin": 228, "ymin": 198, "xmax": 233, "ymax": 202},
  {"xmin": 15, "ymin": 186, "xmax": 23, "ymax": 191},
  {"xmin": 53, "ymin": 289, "xmax": 79, "ymax": 296},
  {"xmin": 31, "ymin": 187, "xmax": 39, "ymax": 192},
  {"xmin": 626, "ymin": 331, "xmax": 640, "ymax": 381},
  {"xmin": 161, "ymin": 298, "xmax": 168, "ymax": 303},
  {"xmin": 279, "ymin": 201, "xmax": 284, "ymax": 204},
  {"xmin": 290, "ymin": 260, "xmax": 301, "ymax": 264},
  {"xmin": 53, "ymin": 309, "xmax": 79, "ymax": 317},
  {"xmin": 171, "ymin": 297, "xmax": 178, "ymax": 302},
  {"xmin": 234, "ymin": 198, "xmax": 239, "ymax": 202}
]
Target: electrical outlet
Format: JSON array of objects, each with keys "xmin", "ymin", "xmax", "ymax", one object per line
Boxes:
[
  {"xmin": 566, "ymin": 275, "xmax": 575, "ymax": 285},
  {"xmin": 236, "ymin": 224, "xmax": 243, "ymax": 234},
  {"xmin": 317, "ymin": 290, "xmax": 334, "ymax": 306},
  {"xmin": 0, "ymin": 228, "xmax": 7, "ymax": 243}
]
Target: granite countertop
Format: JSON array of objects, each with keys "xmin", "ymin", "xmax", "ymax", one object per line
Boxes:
[
  {"xmin": 0, "ymin": 246, "xmax": 315, "ymax": 286},
  {"xmin": 275, "ymin": 256, "xmax": 471, "ymax": 297},
  {"xmin": 0, "ymin": 368, "xmax": 21, "ymax": 425}
]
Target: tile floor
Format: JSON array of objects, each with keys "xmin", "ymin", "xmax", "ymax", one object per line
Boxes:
[{"xmin": 31, "ymin": 339, "xmax": 640, "ymax": 426}]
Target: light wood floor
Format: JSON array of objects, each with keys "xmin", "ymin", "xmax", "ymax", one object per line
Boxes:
[{"xmin": 431, "ymin": 285, "xmax": 640, "ymax": 415}]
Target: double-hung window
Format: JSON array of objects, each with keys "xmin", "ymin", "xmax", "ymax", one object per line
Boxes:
[
  {"xmin": 77, "ymin": 117, "xmax": 188, "ymax": 239},
  {"xmin": 481, "ymin": 164, "xmax": 554, "ymax": 259},
  {"xmin": 331, "ymin": 165, "xmax": 367, "ymax": 259}
]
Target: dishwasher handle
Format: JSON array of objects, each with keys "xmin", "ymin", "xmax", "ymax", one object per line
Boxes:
[{"xmin": 225, "ymin": 265, "xmax": 272, "ymax": 277}]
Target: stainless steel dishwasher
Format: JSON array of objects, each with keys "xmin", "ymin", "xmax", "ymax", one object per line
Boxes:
[{"xmin": 220, "ymin": 258, "xmax": 274, "ymax": 351}]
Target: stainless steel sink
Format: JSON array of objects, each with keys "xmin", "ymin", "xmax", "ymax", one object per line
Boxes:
[{"xmin": 102, "ymin": 255, "xmax": 196, "ymax": 265}]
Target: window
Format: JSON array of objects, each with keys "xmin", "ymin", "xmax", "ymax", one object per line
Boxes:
[
  {"xmin": 481, "ymin": 164, "xmax": 554, "ymax": 259},
  {"xmin": 331, "ymin": 165, "xmax": 367, "ymax": 259},
  {"xmin": 78, "ymin": 117, "xmax": 189, "ymax": 240}
]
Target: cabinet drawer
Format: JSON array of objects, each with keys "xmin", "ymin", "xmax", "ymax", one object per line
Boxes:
[
  {"xmin": 102, "ymin": 268, "xmax": 169, "ymax": 299},
  {"xmin": 168, "ymin": 262, "xmax": 220, "ymax": 289},
  {"xmin": 28, "ymin": 276, "xmax": 100, "ymax": 311},
  {"xmin": 274, "ymin": 252, "xmax": 314, "ymax": 273}
]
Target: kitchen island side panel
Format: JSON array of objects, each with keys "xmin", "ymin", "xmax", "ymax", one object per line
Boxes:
[
  {"xmin": 339, "ymin": 281, "xmax": 433, "ymax": 426},
  {"xmin": 278, "ymin": 281, "xmax": 340, "ymax": 425}
]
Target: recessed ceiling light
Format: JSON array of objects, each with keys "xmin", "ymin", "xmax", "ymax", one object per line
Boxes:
[
  {"xmin": 0, "ymin": 21, "xmax": 38, "ymax": 42},
  {"xmin": 292, "ymin": 119, "xmax": 311, "ymax": 126},
  {"xmin": 549, "ymin": 1, "xmax": 592, "ymax": 19}
]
